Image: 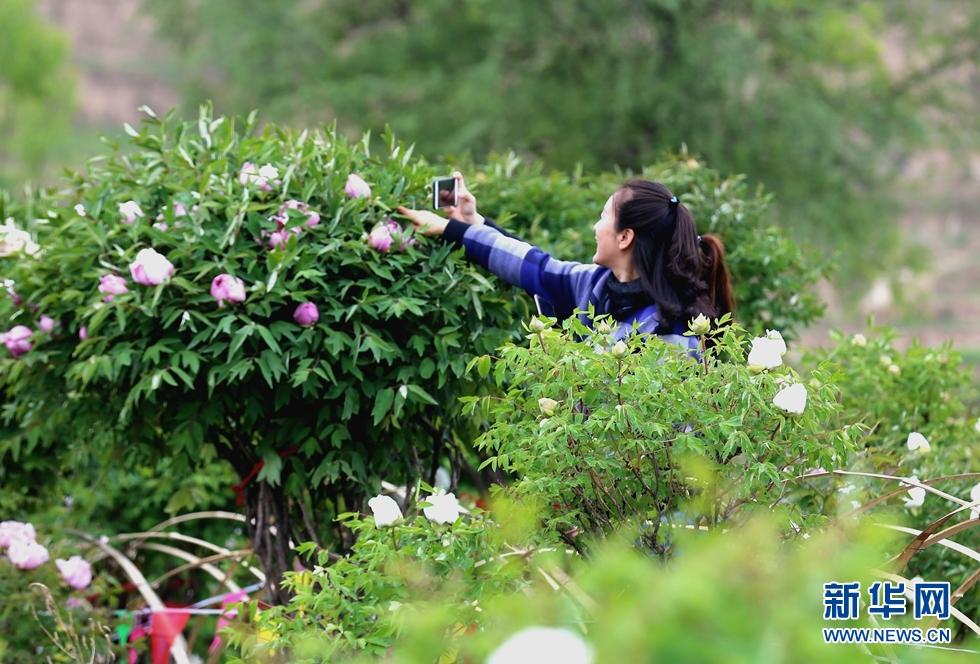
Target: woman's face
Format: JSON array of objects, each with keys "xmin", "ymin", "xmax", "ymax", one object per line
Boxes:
[{"xmin": 592, "ymin": 192, "xmax": 632, "ymax": 266}]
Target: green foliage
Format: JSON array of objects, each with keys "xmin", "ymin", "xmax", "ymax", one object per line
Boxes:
[
  {"xmin": 801, "ymin": 324, "xmax": 980, "ymax": 632},
  {"xmin": 233, "ymin": 495, "xmax": 539, "ymax": 661},
  {"xmin": 0, "ymin": 106, "xmax": 520, "ymax": 562},
  {"xmin": 465, "ymin": 314, "xmax": 851, "ymax": 553},
  {"xmin": 471, "ymin": 151, "xmax": 829, "ymax": 337},
  {"xmin": 0, "ymin": 0, "xmax": 75, "ymax": 186},
  {"xmin": 144, "ymin": 0, "xmax": 980, "ymax": 278}
]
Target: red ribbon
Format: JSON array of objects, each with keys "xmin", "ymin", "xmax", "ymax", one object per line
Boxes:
[{"xmin": 231, "ymin": 446, "xmax": 300, "ymax": 506}]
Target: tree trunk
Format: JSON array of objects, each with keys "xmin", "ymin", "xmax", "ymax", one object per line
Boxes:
[{"xmin": 244, "ymin": 479, "xmax": 293, "ymax": 605}]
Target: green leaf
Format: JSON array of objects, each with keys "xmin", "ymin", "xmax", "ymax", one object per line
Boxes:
[{"xmin": 372, "ymin": 387, "xmax": 395, "ymax": 425}]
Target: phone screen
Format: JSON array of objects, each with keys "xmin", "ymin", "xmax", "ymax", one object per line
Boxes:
[{"xmin": 432, "ymin": 177, "xmax": 457, "ymax": 209}]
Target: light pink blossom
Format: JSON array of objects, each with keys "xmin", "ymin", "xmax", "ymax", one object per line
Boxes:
[
  {"xmin": 98, "ymin": 274, "xmax": 129, "ymax": 302},
  {"xmin": 7, "ymin": 539, "xmax": 49, "ymax": 570},
  {"xmin": 118, "ymin": 201, "xmax": 144, "ymax": 224},
  {"xmin": 239, "ymin": 162, "xmax": 278, "ymax": 192},
  {"xmin": 56, "ymin": 556, "xmax": 93, "ymax": 590},
  {"xmin": 345, "ymin": 173, "xmax": 371, "ymax": 199},
  {"xmin": 1, "ymin": 325, "xmax": 32, "ymax": 358},
  {"xmin": 367, "ymin": 225, "xmax": 393, "ymax": 253},
  {"xmin": 39, "ymin": 316, "xmax": 55, "ymax": 333},
  {"xmin": 210, "ymin": 274, "xmax": 247, "ymax": 307},
  {"xmin": 293, "ymin": 302, "xmax": 319, "ymax": 327},
  {"xmin": 275, "ymin": 200, "xmax": 320, "ymax": 229},
  {"xmin": 129, "ymin": 248, "xmax": 174, "ymax": 286},
  {"xmin": 0, "ymin": 521, "xmax": 35, "ymax": 548},
  {"xmin": 78, "ymin": 326, "xmax": 88, "ymax": 341}
]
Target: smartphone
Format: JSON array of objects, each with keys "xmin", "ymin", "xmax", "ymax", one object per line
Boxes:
[{"xmin": 432, "ymin": 176, "xmax": 458, "ymax": 209}]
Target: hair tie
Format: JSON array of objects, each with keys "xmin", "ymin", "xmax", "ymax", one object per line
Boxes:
[{"xmin": 668, "ymin": 195, "xmax": 679, "ymax": 210}]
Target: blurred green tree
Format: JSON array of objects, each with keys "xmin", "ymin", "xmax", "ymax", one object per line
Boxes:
[
  {"xmin": 143, "ymin": 0, "xmax": 980, "ymax": 278},
  {"xmin": 0, "ymin": 0, "xmax": 75, "ymax": 187}
]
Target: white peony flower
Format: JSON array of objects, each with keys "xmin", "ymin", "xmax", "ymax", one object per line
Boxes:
[
  {"xmin": 610, "ymin": 340, "xmax": 628, "ymax": 358},
  {"xmin": 0, "ymin": 219, "xmax": 40, "ymax": 257},
  {"xmin": 906, "ymin": 432, "xmax": 930, "ymax": 454},
  {"xmin": 74, "ymin": 204, "xmax": 87, "ymax": 217},
  {"xmin": 747, "ymin": 335, "xmax": 784, "ymax": 371},
  {"xmin": 765, "ymin": 329, "xmax": 787, "ymax": 355},
  {"xmin": 888, "ymin": 364, "xmax": 901, "ymax": 376},
  {"xmin": 258, "ymin": 164, "xmax": 280, "ymax": 180},
  {"xmin": 901, "ymin": 476, "xmax": 926, "ymax": 509},
  {"xmin": 773, "ymin": 383, "xmax": 807, "ymax": 415},
  {"xmin": 367, "ymin": 494, "xmax": 402, "ymax": 528},
  {"xmin": 487, "ymin": 627, "xmax": 593, "ymax": 664},
  {"xmin": 422, "ymin": 492, "xmax": 463, "ymax": 525},
  {"xmin": 851, "ymin": 333, "xmax": 867, "ymax": 347}
]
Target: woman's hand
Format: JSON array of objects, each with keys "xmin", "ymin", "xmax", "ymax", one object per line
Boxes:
[
  {"xmin": 443, "ymin": 171, "xmax": 484, "ymax": 226},
  {"xmin": 396, "ymin": 171, "xmax": 485, "ymax": 237},
  {"xmin": 395, "ymin": 206, "xmax": 449, "ymax": 237}
]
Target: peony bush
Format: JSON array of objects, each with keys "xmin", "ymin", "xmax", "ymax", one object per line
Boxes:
[{"xmin": 0, "ymin": 106, "xmax": 522, "ymax": 599}]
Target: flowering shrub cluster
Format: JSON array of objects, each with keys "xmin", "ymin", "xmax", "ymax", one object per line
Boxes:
[
  {"xmin": 801, "ymin": 325, "xmax": 980, "ymax": 632},
  {"xmin": 0, "ymin": 106, "xmax": 521, "ymax": 597}
]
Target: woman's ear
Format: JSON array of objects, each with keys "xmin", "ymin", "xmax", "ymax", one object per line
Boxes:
[{"xmin": 617, "ymin": 227, "xmax": 635, "ymax": 251}]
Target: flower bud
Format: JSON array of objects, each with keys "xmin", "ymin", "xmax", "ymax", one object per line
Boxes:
[
  {"xmin": 39, "ymin": 316, "xmax": 55, "ymax": 333},
  {"xmin": 293, "ymin": 302, "xmax": 319, "ymax": 327},
  {"xmin": 98, "ymin": 274, "xmax": 129, "ymax": 302},
  {"xmin": 529, "ymin": 318, "xmax": 547, "ymax": 333},
  {"xmin": 611, "ymin": 340, "xmax": 628, "ymax": 358},
  {"xmin": 345, "ymin": 173, "xmax": 372, "ymax": 199},
  {"xmin": 906, "ymin": 432, "xmax": 930, "ymax": 454},
  {"xmin": 210, "ymin": 273, "xmax": 247, "ymax": 307},
  {"xmin": 538, "ymin": 397, "xmax": 558, "ymax": 416},
  {"xmin": 851, "ymin": 333, "xmax": 867, "ymax": 347},
  {"xmin": 688, "ymin": 313, "xmax": 710, "ymax": 336}
]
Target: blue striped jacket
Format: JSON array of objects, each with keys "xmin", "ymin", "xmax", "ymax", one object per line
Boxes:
[{"xmin": 442, "ymin": 218, "xmax": 701, "ymax": 356}]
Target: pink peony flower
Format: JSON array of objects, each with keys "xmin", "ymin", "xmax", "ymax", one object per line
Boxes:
[
  {"xmin": 129, "ymin": 248, "xmax": 174, "ymax": 286},
  {"xmin": 239, "ymin": 162, "xmax": 279, "ymax": 192},
  {"xmin": 266, "ymin": 229, "xmax": 290, "ymax": 249},
  {"xmin": 118, "ymin": 200, "xmax": 144, "ymax": 224},
  {"xmin": 39, "ymin": 316, "xmax": 55, "ymax": 333},
  {"xmin": 367, "ymin": 225, "xmax": 393, "ymax": 253},
  {"xmin": 0, "ymin": 521, "xmax": 35, "ymax": 548},
  {"xmin": 293, "ymin": 302, "xmax": 319, "ymax": 327},
  {"xmin": 78, "ymin": 326, "xmax": 88, "ymax": 341},
  {"xmin": 210, "ymin": 274, "xmax": 247, "ymax": 307},
  {"xmin": 7, "ymin": 539, "xmax": 49, "ymax": 570},
  {"xmin": 98, "ymin": 274, "xmax": 129, "ymax": 302},
  {"xmin": 173, "ymin": 202, "xmax": 188, "ymax": 217},
  {"xmin": 1, "ymin": 325, "xmax": 32, "ymax": 358},
  {"xmin": 56, "ymin": 556, "xmax": 93, "ymax": 590},
  {"xmin": 345, "ymin": 173, "xmax": 371, "ymax": 199},
  {"xmin": 275, "ymin": 199, "xmax": 320, "ymax": 229}
]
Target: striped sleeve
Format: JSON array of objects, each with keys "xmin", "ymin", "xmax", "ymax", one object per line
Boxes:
[{"xmin": 442, "ymin": 219, "xmax": 600, "ymax": 314}]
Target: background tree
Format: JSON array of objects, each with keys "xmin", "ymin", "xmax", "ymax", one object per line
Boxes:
[{"xmin": 143, "ymin": 0, "xmax": 980, "ymax": 280}]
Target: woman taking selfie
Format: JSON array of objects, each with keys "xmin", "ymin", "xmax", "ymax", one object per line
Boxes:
[{"xmin": 396, "ymin": 172, "xmax": 734, "ymax": 353}]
